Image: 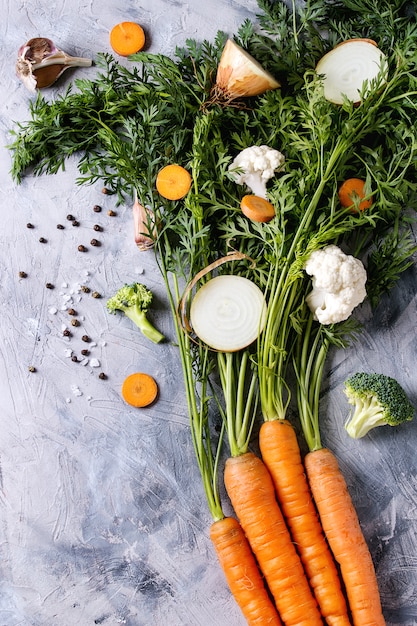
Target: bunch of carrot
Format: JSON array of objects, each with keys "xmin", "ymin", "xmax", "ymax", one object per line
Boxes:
[{"xmin": 152, "ymin": 139, "xmax": 385, "ymax": 625}]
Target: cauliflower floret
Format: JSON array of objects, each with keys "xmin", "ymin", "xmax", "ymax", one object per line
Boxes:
[
  {"xmin": 305, "ymin": 244, "xmax": 367, "ymax": 325},
  {"xmin": 228, "ymin": 145, "xmax": 285, "ymax": 198}
]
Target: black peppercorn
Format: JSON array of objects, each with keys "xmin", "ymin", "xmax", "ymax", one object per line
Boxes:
[
  {"xmin": 81, "ymin": 335, "xmax": 90, "ymax": 342},
  {"xmin": 78, "ymin": 245, "xmax": 87, "ymax": 252},
  {"xmin": 71, "ymin": 355, "xmax": 78, "ymax": 362},
  {"xmin": 45, "ymin": 282, "xmax": 54, "ymax": 289},
  {"xmin": 93, "ymin": 224, "xmax": 102, "ymax": 232},
  {"xmin": 90, "ymin": 239, "xmax": 100, "ymax": 247},
  {"xmin": 71, "ymin": 319, "xmax": 80, "ymax": 327},
  {"xmin": 72, "ymin": 220, "xmax": 80, "ymax": 227},
  {"xmin": 93, "ymin": 205, "xmax": 102, "ymax": 212},
  {"xmin": 81, "ymin": 349, "xmax": 90, "ymax": 356},
  {"xmin": 92, "ymin": 291, "xmax": 101, "ymax": 299},
  {"xmin": 68, "ymin": 308, "xmax": 76, "ymax": 316},
  {"xmin": 19, "ymin": 271, "xmax": 27, "ymax": 278},
  {"xmin": 26, "ymin": 223, "xmax": 34, "ymax": 229},
  {"xmin": 98, "ymin": 372, "xmax": 107, "ymax": 380},
  {"xmin": 63, "ymin": 329, "xmax": 72, "ymax": 337},
  {"xmin": 39, "ymin": 237, "xmax": 47, "ymax": 243},
  {"xmin": 66, "ymin": 214, "xmax": 75, "ymax": 221},
  {"xmin": 57, "ymin": 224, "xmax": 65, "ymax": 229}
]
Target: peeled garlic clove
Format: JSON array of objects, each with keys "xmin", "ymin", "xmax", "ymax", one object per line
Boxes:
[
  {"xmin": 213, "ymin": 39, "xmax": 280, "ymax": 104},
  {"xmin": 133, "ymin": 197, "xmax": 158, "ymax": 251},
  {"xmin": 16, "ymin": 37, "xmax": 92, "ymax": 92}
]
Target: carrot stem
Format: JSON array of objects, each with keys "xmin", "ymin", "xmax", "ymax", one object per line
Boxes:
[{"xmin": 217, "ymin": 350, "xmax": 259, "ymax": 457}]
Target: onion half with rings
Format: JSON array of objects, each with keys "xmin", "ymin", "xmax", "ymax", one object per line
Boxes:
[
  {"xmin": 189, "ymin": 275, "xmax": 267, "ymax": 352},
  {"xmin": 315, "ymin": 39, "xmax": 387, "ymax": 105}
]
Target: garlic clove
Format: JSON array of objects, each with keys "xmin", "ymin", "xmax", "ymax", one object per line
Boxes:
[
  {"xmin": 16, "ymin": 37, "xmax": 92, "ymax": 92},
  {"xmin": 133, "ymin": 196, "xmax": 158, "ymax": 251},
  {"xmin": 213, "ymin": 39, "xmax": 280, "ymax": 104}
]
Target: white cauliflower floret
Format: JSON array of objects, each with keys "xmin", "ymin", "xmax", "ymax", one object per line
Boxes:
[
  {"xmin": 228, "ymin": 145, "xmax": 285, "ymax": 198},
  {"xmin": 305, "ymin": 244, "xmax": 367, "ymax": 325}
]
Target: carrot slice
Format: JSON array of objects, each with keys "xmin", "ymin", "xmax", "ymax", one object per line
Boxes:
[
  {"xmin": 156, "ymin": 164, "xmax": 192, "ymax": 200},
  {"xmin": 259, "ymin": 420, "xmax": 351, "ymax": 626},
  {"xmin": 110, "ymin": 22, "xmax": 146, "ymax": 57},
  {"xmin": 240, "ymin": 195, "xmax": 276, "ymax": 222},
  {"xmin": 305, "ymin": 447, "xmax": 385, "ymax": 626},
  {"xmin": 210, "ymin": 517, "xmax": 282, "ymax": 625},
  {"xmin": 121, "ymin": 372, "xmax": 158, "ymax": 407},
  {"xmin": 338, "ymin": 178, "xmax": 373, "ymax": 212}
]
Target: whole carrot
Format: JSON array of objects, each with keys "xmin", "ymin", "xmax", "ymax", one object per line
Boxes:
[
  {"xmin": 305, "ymin": 448, "xmax": 385, "ymax": 626},
  {"xmin": 210, "ymin": 516, "xmax": 282, "ymax": 626},
  {"xmin": 260, "ymin": 419, "xmax": 351, "ymax": 626},
  {"xmin": 293, "ymin": 314, "xmax": 385, "ymax": 626},
  {"xmin": 165, "ymin": 283, "xmax": 282, "ymax": 625},
  {"xmin": 224, "ymin": 451, "xmax": 323, "ymax": 626}
]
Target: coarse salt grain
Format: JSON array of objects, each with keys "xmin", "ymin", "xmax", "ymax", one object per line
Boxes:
[{"xmin": 70, "ymin": 384, "xmax": 82, "ymax": 396}]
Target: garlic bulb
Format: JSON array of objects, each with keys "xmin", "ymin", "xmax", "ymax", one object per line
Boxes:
[
  {"xmin": 16, "ymin": 37, "xmax": 92, "ymax": 92},
  {"xmin": 210, "ymin": 39, "xmax": 280, "ymax": 106},
  {"xmin": 133, "ymin": 196, "xmax": 158, "ymax": 251}
]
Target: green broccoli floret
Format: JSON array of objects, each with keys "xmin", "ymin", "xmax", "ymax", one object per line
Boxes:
[
  {"xmin": 344, "ymin": 372, "xmax": 414, "ymax": 438},
  {"xmin": 107, "ymin": 283, "xmax": 165, "ymax": 344}
]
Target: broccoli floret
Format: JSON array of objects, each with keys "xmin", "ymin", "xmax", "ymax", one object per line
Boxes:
[
  {"xmin": 344, "ymin": 372, "xmax": 414, "ymax": 438},
  {"xmin": 107, "ymin": 283, "xmax": 165, "ymax": 344}
]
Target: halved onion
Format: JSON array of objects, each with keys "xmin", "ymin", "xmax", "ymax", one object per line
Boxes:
[
  {"xmin": 315, "ymin": 39, "xmax": 387, "ymax": 105},
  {"xmin": 205, "ymin": 39, "xmax": 280, "ymax": 108},
  {"xmin": 189, "ymin": 275, "xmax": 267, "ymax": 352}
]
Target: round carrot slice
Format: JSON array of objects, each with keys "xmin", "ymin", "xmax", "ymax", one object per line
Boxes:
[
  {"xmin": 338, "ymin": 178, "xmax": 373, "ymax": 212},
  {"xmin": 156, "ymin": 164, "xmax": 192, "ymax": 200},
  {"xmin": 240, "ymin": 195, "xmax": 276, "ymax": 222},
  {"xmin": 110, "ymin": 22, "xmax": 146, "ymax": 57},
  {"xmin": 121, "ymin": 372, "xmax": 158, "ymax": 407}
]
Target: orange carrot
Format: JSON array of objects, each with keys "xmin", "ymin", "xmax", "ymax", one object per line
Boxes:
[
  {"xmin": 210, "ymin": 516, "xmax": 282, "ymax": 626},
  {"xmin": 305, "ymin": 447, "xmax": 385, "ymax": 626},
  {"xmin": 224, "ymin": 451, "xmax": 323, "ymax": 626},
  {"xmin": 121, "ymin": 372, "xmax": 158, "ymax": 407},
  {"xmin": 259, "ymin": 420, "xmax": 351, "ymax": 626},
  {"xmin": 156, "ymin": 164, "xmax": 192, "ymax": 200},
  {"xmin": 110, "ymin": 22, "xmax": 146, "ymax": 57},
  {"xmin": 338, "ymin": 178, "xmax": 373, "ymax": 212},
  {"xmin": 240, "ymin": 195, "xmax": 276, "ymax": 223}
]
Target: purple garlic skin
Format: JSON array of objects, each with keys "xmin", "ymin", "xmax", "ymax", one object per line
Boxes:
[{"xmin": 16, "ymin": 37, "xmax": 92, "ymax": 92}]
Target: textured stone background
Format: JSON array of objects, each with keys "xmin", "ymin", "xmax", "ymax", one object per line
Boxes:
[{"xmin": 1, "ymin": 1, "xmax": 416, "ymax": 625}]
